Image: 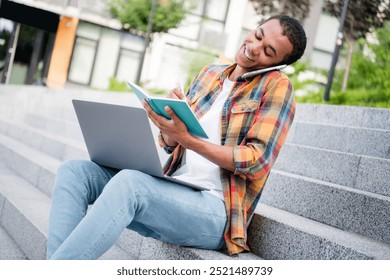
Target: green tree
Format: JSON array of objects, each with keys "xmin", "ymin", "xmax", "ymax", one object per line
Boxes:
[
  {"xmin": 340, "ymin": 21, "xmax": 390, "ymax": 92},
  {"xmin": 323, "ymin": 0, "xmax": 390, "ymax": 91},
  {"xmin": 107, "ymin": 0, "xmax": 192, "ymax": 83},
  {"xmin": 107, "ymin": 0, "xmax": 189, "ymax": 36},
  {"xmin": 249, "ymin": 0, "xmax": 311, "ymax": 22},
  {"xmin": 297, "ymin": 21, "xmax": 390, "ymax": 108}
]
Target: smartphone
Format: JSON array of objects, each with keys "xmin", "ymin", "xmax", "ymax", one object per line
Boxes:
[{"xmin": 236, "ymin": 64, "xmax": 287, "ymax": 82}]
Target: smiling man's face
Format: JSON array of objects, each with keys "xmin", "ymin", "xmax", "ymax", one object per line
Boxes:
[{"xmin": 235, "ymin": 19, "xmax": 293, "ymax": 73}]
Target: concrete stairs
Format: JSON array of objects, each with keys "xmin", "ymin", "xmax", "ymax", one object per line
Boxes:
[{"xmin": 0, "ymin": 85, "xmax": 389, "ymax": 260}]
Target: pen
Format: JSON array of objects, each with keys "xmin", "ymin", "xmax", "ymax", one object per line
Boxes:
[{"xmin": 178, "ymin": 81, "xmax": 186, "ymax": 100}]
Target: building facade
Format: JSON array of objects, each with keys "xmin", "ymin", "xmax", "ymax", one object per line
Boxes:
[{"xmin": 0, "ymin": 0, "xmax": 337, "ymax": 90}]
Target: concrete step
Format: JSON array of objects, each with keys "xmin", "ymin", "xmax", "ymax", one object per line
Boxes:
[
  {"xmin": 0, "ymin": 225, "xmax": 27, "ymax": 260},
  {"xmin": 0, "ymin": 85, "xmax": 140, "ymax": 121},
  {"xmin": 0, "ymin": 118, "xmax": 88, "ymax": 160},
  {"xmin": 0, "ymin": 132, "xmax": 60, "ymax": 197},
  {"xmin": 262, "ymin": 170, "xmax": 390, "ymax": 245},
  {"xmin": 114, "ymin": 229, "xmax": 259, "ymax": 260},
  {"xmin": 0, "ymin": 118, "xmax": 88, "ymax": 162},
  {"xmin": 0, "ymin": 86, "xmax": 78, "ymax": 125},
  {"xmin": 0, "ymin": 161, "xmax": 257, "ymax": 260},
  {"xmin": 249, "ymin": 203, "xmax": 390, "ymax": 260},
  {"xmin": 276, "ymin": 144, "xmax": 390, "ymax": 197},
  {"xmin": 0, "ymin": 160, "xmax": 135, "ymax": 260},
  {"xmin": 0, "ymin": 87, "xmax": 157, "ymax": 148},
  {"xmin": 287, "ymin": 121, "xmax": 390, "ymax": 159},
  {"xmin": 0, "ymin": 102, "xmax": 84, "ymax": 143},
  {"xmin": 0, "ymin": 161, "xmax": 52, "ymax": 260},
  {"xmin": 23, "ymin": 112, "xmax": 85, "ymax": 143},
  {"xmin": 295, "ymin": 103, "xmax": 390, "ymax": 130}
]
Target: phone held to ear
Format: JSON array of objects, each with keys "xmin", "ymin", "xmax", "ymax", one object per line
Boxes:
[{"xmin": 236, "ymin": 64, "xmax": 287, "ymax": 82}]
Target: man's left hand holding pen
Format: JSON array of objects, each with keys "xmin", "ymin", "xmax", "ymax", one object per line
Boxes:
[{"xmin": 142, "ymin": 85, "xmax": 191, "ymax": 148}]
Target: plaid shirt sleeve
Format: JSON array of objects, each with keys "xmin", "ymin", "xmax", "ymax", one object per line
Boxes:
[{"xmin": 232, "ymin": 73, "xmax": 294, "ymax": 181}]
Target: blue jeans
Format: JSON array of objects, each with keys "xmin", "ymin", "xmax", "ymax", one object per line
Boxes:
[{"xmin": 47, "ymin": 160, "xmax": 227, "ymax": 259}]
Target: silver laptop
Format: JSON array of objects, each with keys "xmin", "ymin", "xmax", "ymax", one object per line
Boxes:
[{"xmin": 72, "ymin": 99, "xmax": 209, "ymax": 191}]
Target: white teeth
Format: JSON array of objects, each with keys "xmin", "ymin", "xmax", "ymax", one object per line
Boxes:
[{"xmin": 244, "ymin": 47, "xmax": 254, "ymax": 61}]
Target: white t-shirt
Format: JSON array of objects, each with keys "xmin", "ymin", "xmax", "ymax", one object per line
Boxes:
[{"xmin": 172, "ymin": 78, "xmax": 234, "ymax": 200}]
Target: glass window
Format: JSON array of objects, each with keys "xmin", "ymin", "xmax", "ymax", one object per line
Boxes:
[
  {"xmin": 121, "ymin": 33, "xmax": 145, "ymax": 52},
  {"xmin": 155, "ymin": 44, "xmax": 191, "ymax": 90},
  {"xmin": 189, "ymin": 0, "xmax": 205, "ymax": 16},
  {"xmin": 169, "ymin": 13, "xmax": 202, "ymax": 40},
  {"xmin": 76, "ymin": 22, "xmax": 101, "ymax": 41},
  {"xmin": 242, "ymin": 1, "xmax": 261, "ymax": 30},
  {"xmin": 199, "ymin": 20, "xmax": 225, "ymax": 49},
  {"xmin": 90, "ymin": 28, "xmax": 121, "ymax": 89},
  {"xmin": 205, "ymin": 0, "xmax": 229, "ymax": 21},
  {"xmin": 313, "ymin": 14, "xmax": 338, "ymax": 53},
  {"xmin": 115, "ymin": 49, "xmax": 141, "ymax": 83},
  {"xmin": 68, "ymin": 37, "xmax": 97, "ymax": 84},
  {"xmin": 310, "ymin": 50, "xmax": 332, "ymax": 69},
  {"xmin": 0, "ymin": 19, "xmax": 14, "ymax": 76},
  {"xmin": 201, "ymin": 19, "xmax": 224, "ymax": 34}
]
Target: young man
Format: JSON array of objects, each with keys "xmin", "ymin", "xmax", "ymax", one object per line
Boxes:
[{"xmin": 47, "ymin": 15, "xmax": 307, "ymax": 259}]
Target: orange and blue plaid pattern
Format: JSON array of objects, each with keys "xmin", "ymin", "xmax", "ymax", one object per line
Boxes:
[{"xmin": 159, "ymin": 64, "xmax": 295, "ymax": 255}]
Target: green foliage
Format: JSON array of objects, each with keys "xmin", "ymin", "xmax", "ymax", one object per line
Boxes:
[
  {"xmin": 288, "ymin": 61, "xmax": 316, "ymax": 89},
  {"xmin": 107, "ymin": 77, "xmax": 131, "ymax": 92},
  {"xmin": 346, "ymin": 21, "xmax": 390, "ymax": 91},
  {"xmin": 297, "ymin": 88, "xmax": 390, "ymax": 108},
  {"xmin": 107, "ymin": 76, "xmax": 167, "ymax": 95},
  {"xmin": 295, "ymin": 91, "xmax": 323, "ymax": 104},
  {"xmin": 297, "ymin": 21, "xmax": 390, "ymax": 108},
  {"xmin": 107, "ymin": 0, "xmax": 189, "ymax": 34},
  {"xmin": 287, "ymin": 60, "xmax": 327, "ymax": 99}
]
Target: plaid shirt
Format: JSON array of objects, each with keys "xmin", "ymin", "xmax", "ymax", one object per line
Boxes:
[{"xmin": 159, "ymin": 63, "xmax": 295, "ymax": 255}]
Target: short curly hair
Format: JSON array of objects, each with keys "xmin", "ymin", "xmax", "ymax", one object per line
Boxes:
[{"xmin": 263, "ymin": 15, "xmax": 307, "ymax": 65}]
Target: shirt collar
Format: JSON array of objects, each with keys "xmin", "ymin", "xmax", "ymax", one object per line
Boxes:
[{"xmin": 218, "ymin": 63, "xmax": 238, "ymax": 82}]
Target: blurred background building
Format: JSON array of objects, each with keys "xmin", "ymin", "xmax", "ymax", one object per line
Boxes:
[{"xmin": 0, "ymin": 0, "xmax": 337, "ymax": 90}]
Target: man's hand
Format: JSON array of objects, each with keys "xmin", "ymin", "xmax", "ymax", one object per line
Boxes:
[
  {"xmin": 167, "ymin": 86, "xmax": 191, "ymax": 105},
  {"xmin": 167, "ymin": 87, "xmax": 184, "ymax": 100},
  {"xmin": 142, "ymin": 100, "xmax": 192, "ymax": 148}
]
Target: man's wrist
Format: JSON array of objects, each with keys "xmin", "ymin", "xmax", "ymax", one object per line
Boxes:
[
  {"xmin": 163, "ymin": 145, "xmax": 176, "ymax": 153},
  {"xmin": 162, "ymin": 134, "xmax": 178, "ymax": 147}
]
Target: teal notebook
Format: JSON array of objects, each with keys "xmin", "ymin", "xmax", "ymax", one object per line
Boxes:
[{"xmin": 127, "ymin": 81, "xmax": 208, "ymax": 139}]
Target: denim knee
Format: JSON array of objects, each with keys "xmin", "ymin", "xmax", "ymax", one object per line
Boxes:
[
  {"xmin": 56, "ymin": 160, "xmax": 95, "ymax": 177},
  {"xmin": 105, "ymin": 169, "xmax": 146, "ymax": 194},
  {"xmin": 54, "ymin": 160, "xmax": 115, "ymax": 203}
]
